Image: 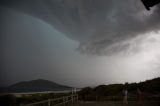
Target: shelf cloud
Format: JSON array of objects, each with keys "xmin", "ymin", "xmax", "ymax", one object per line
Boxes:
[{"xmin": 1, "ymin": 0, "xmax": 160, "ymax": 55}]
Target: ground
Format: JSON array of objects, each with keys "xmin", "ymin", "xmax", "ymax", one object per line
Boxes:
[{"xmin": 69, "ymin": 101, "xmax": 160, "ymax": 106}]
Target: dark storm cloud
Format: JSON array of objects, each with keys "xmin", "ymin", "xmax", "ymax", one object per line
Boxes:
[{"xmin": 1, "ymin": 0, "xmax": 160, "ymax": 55}]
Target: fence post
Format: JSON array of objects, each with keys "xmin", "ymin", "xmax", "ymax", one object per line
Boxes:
[
  {"xmin": 48, "ymin": 99, "xmax": 51, "ymax": 106},
  {"xmin": 66, "ymin": 96, "xmax": 68, "ymax": 105},
  {"xmin": 77, "ymin": 94, "xmax": 78, "ymax": 101},
  {"xmin": 63, "ymin": 96, "xmax": 65, "ymax": 106},
  {"xmin": 71, "ymin": 95, "xmax": 73, "ymax": 104}
]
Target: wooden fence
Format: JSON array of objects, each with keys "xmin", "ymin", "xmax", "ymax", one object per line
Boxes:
[{"xmin": 21, "ymin": 94, "xmax": 78, "ymax": 106}]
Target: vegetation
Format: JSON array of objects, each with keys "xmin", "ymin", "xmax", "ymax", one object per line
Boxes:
[
  {"xmin": 0, "ymin": 77, "xmax": 160, "ymax": 105},
  {"xmin": 78, "ymin": 77, "xmax": 160, "ymax": 101},
  {"xmin": 0, "ymin": 92, "xmax": 71, "ymax": 106}
]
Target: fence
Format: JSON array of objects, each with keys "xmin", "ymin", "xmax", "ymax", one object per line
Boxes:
[
  {"xmin": 21, "ymin": 94, "xmax": 78, "ymax": 106},
  {"xmin": 79, "ymin": 95, "xmax": 160, "ymax": 101}
]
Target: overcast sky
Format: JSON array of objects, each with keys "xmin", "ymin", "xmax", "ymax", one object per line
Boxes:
[{"xmin": 0, "ymin": 0, "xmax": 160, "ymax": 87}]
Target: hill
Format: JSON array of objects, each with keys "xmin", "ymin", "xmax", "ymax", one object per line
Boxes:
[
  {"xmin": 0, "ymin": 79, "xmax": 72, "ymax": 93},
  {"xmin": 79, "ymin": 77, "xmax": 160, "ymax": 98}
]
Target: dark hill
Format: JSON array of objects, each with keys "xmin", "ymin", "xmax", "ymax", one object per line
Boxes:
[
  {"xmin": 79, "ymin": 77, "xmax": 160, "ymax": 97},
  {"xmin": 10, "ymin": 79, "xmax": 71, "ymax": 89},
  {"xmin": 0, "ymin": 79, "xmax": 72, "ymax": 93}
]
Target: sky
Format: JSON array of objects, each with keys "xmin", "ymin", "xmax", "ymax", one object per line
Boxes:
[{"xmin": 0, "ymin": 0, "xmax": 160, "ymax": 87}]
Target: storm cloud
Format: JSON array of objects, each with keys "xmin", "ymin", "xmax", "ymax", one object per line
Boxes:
[
  {"xmin": 1, "ymin": 0, "xmax": 160, "ymax": 87},
  {"xmin": 1, "ymin": 0, "xmax": 160, "ymax": 55}
]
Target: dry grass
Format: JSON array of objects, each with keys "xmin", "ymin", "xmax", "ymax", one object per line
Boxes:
[{"xmin": 70, "ymin": 101, "xmax": 160, "ymax": 106}]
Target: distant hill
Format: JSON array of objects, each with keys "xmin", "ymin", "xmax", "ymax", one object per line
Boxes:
[{"xmin": 0, "ymin": 79, "xmax": 72, "ymax": 93}]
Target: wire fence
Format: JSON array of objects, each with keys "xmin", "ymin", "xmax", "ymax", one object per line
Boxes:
[{"xmin": 79, "ymin": 95, "xmax": 160, "ymax": 101}]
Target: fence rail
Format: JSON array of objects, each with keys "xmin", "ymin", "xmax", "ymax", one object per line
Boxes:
[{"xmin": 21, "ymin": 94, "xmax": 78, "ymax": 106}]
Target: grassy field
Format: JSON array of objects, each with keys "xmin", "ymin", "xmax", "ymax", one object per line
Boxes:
[{"xmin": 70, "ymin": 101, "xmax": 160, "ymax": 106}]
